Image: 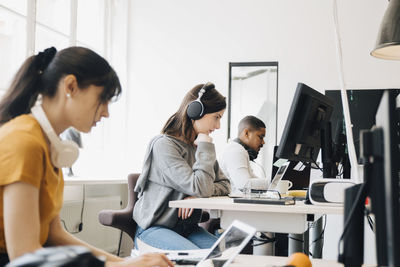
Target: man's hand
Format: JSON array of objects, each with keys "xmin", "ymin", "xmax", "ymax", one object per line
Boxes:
[{"xmin": 178, "ymin": 196, "xmax": 196, "ymax": 220}]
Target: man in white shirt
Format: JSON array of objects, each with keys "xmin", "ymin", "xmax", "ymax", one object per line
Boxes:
[{"xmin": 221, "ymin": 116, "xmax": 267, "ymax": 192}]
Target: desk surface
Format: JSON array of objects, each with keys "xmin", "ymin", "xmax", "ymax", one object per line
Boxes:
[
  {"xmin": 231, "ymin": 255, "xmax": 374, "ymax": 267},
  {"xmin": 169, "ymin": 196, "xmax": 343, "ymax": 215},
  {"xmin": 64, "ymin": 176, "xmax": 127, "ymax": 186}
]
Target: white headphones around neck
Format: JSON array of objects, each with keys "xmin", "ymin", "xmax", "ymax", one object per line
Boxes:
[{"xmin": 31, "ymin": 105, "xmax": 79, "ymax": 168}]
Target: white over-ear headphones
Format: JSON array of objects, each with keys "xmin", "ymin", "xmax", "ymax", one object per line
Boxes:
[{"xmin": 31, "ymin": 105, "xmax": 79, "ymax": 168}]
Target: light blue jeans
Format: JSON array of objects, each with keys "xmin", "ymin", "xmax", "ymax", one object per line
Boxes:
[{"xmin": 135, "ymin": 224, "xmax": 217, "ymax": 250}]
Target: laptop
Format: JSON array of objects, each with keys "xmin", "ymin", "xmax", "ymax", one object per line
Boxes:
[
  {"xmin": 169, "ymin": 220, "xmax": 256, "ymax": 267},
  {"xmin": 268, "ymin": 161, "xmax": 290, "ymax": 192},
  {"xmin": 231, "ymin": 161, "xmax": 295, "ymax": 205},
  {"xmin": 228, "ymin": 162, "xmax": 291, "ymax": 199}
]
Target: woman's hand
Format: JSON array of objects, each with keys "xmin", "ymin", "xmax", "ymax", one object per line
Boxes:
[
  {"xmin": 107, "ymin": 253, "xmax": 174, "ymax": 267},
  {"xmin": 178, "ymin": 196, "xmax": 196, "ymax": 220},
  {"xmin": 194, "ymin": 133, "xmax": 212, "ymax": 145}
]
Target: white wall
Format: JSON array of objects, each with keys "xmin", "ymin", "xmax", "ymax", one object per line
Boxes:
[
  {"xmin": 127, "ymin": 0, "xmax": 334, "ymax": 170},
  {"xmin": 126, "ymin": 0, "xmax": 400, "ymax": 173}
]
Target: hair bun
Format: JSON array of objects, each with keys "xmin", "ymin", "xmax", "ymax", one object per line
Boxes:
[
  {"xmin": 36, "ymin": 47, "xmax": 57, "ymax": 73},
  {"xmin": 203, "ymin": 82, "xmax": 215, "ymax": 91}
]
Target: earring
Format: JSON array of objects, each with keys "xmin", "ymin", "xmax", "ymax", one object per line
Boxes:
[{"xmin": 66, "ymin": 93, "xmax": 71, "ymax": 98}]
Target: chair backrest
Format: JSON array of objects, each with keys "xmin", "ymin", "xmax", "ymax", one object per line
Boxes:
[
  {"xmin": 98, "ymin": 173, "xmax": 140, "ymax": 243},
  {"xmin": 122, "ymin": 173, "xmax": 140, "ymax": 240},
  {"xmin": 126, "ymin": 173, "xmax": 140, "ymax": 212}
]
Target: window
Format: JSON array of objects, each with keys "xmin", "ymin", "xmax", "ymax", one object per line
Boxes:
[
  {"xmin": 0, "ymin": 1, "xmax": 27, "ymax": 92},
  {"xmin": 35, "ymin": 0, "xmax": 70, "ymax": 52},
  {"xmin": 0, "ymin": 0, "xmax": 129, "ymax": 179},
  {"xmin": 77, "ymin": 0, "xmax": 104, "ymax": 54}
]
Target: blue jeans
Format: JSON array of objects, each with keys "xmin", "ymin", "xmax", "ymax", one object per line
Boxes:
[{"xmin": 135, "ymin": 224, "xmax": 217, "ymax": 250}]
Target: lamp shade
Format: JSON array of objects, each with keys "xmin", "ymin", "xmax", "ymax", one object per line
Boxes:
[{"xmin": 371, "ymin": 0, "xmax": 400, "ymax": 60}]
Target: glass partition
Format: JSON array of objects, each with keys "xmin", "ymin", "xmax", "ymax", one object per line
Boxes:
[{"xmin": 228, "ymin": 62, "xmax": 278, "ymax": 180}]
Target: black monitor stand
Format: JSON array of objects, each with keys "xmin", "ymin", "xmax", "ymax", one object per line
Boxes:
[
  {"xmin": 321, "ymin": 121, "xmax": 337, "ymax": 178},
  {"xmin": 321, "ymin": 121, "xmax": 350, "ymax": 179}
]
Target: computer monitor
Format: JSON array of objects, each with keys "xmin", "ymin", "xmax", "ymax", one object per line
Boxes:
[
  {"xmin": 370, "ymin": 90, "xmax": 400, "ymax": 266},
  {"xmin": 342, "ymin": 90, "xmax": 400, "ymax": 267},
  {"xmin": 271, "ymin": 146, "xmax": 311, "ymax": 190},
  {"xmin": 275, "ymin": 83, "xmax": 334, "ymax": 176}
]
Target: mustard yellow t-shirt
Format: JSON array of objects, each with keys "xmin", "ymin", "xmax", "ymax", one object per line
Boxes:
[{"xmin": 0, "ymin": 115, "xmax": 64, "ymax": 253}]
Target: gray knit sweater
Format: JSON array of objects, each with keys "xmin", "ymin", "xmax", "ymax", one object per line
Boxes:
[{"xmin": 133, "ymin": 134, "xmax": 231, "ymax": 229}]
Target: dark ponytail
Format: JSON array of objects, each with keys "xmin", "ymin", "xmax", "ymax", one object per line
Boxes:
[
  {"xmin": 0, "ymin": 46, "xmax": 121, "ymax": 125},
  {"xmin": 0, "ymin": 47, "xmax": 54, "ymax": 125}
]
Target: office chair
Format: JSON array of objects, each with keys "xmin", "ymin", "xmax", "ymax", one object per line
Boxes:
[
  {"xmin": 98, "ymin": 173, "xmax": 216, "ymax": 251},
  {"xmin": 98, "ymin": 173, "xmax": 139, "ymax": 243}
]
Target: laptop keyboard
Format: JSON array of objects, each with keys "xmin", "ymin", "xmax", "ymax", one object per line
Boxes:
[{"xmin": 173, "ymin": 258, "xmax": 201, "ymax": 266}]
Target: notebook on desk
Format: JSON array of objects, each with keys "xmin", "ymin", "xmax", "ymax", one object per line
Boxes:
[
  {"xmin": 169, "ymin": 220, "xmax": 256, "ymax": 267},
  {"xmin": 233, "ymin": 197, "xmax": 295, "ymax": 205}
]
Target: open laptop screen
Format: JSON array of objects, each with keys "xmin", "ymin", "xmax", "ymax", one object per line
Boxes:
[
  {"xmin": 268, "ymin": 161, "xmax": 290, "ymax": 191},
  {"xmin": 200, "ymin": 220, "xmax": 256, "ymax": 267}
]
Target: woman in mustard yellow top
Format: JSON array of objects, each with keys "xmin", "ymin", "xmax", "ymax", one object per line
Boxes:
[{"xmin": 0, "ymin": 47, "xmax": 173, "ymax": 267}]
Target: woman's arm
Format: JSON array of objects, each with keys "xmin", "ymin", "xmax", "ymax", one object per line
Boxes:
[
  {"xmin": 212, "ymin": 161, "xmax": 231, "ymax": 196},
  {"xmin": 47, "ymin": 215, "xmax": 174, "ymax": 267},
  {"xmin": 3, "ymin": 182, "xmax": 42, "ymax": 260},
  {"xmin": 46, "ymin": 215, "xmax": 121, "ymax": 262},
  {"xmin": 3, "ymin": 182, "xmax": 121, "ymax": 262},
  {"xmin": 152, "ymin": 138, "xmax": 218, "ymax": 197},
  {"xmin": 3, "ymin": 182, "xmax": 173, "ymax": 267}
]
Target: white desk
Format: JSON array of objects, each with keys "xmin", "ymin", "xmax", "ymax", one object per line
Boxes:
[
  {"xmin": 170, "ymin": 197, "xmax": 343, "ymax": 256},
  {"xmin": 230, "ymin": 254, "xmax": 374, "ymax": 267},
  {"xmin": 64, "ymin": 177, "xmax": 127, "ymax": 186},
  {"xmin": 169, "ymin": 197, "xmax": 342, "ymax": 234}
]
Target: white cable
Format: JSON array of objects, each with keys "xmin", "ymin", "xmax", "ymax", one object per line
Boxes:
[{"xmin": 332, "ymin": 0, "xmax": 361, "ymax": 183}]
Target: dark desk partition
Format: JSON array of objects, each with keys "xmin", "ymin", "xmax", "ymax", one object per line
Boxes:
[{"xmin": 325, "ymin": 88, "xmax": 400, "ymax": 161}]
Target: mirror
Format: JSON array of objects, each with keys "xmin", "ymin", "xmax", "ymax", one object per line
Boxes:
[{"xmin": 228, "ymin": 62, "xmax": 278, "ymax": 180}]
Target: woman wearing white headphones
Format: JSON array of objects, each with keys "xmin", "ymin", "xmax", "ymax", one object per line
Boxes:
[
  {"xmin": 133, "ymin": 83, "xmax": 231, "ymax": 250},
  {"xmin": 0, "ymin": 47, "xmax": 173, "ymax": 267}
]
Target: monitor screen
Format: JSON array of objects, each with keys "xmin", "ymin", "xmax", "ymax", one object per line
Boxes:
[{"xmin": 276, "ymin": 83, "xmax": 334, "ymax": 163}]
